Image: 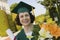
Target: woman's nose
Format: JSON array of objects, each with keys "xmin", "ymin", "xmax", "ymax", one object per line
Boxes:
[{"xmin": 23, "ymin": 16, "xmax": 27, "ymax": 19}]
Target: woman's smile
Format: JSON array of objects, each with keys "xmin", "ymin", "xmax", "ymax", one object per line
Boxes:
[{"xmin": 23, "ymin": 20, "xmax": 29, "ymax": 23}]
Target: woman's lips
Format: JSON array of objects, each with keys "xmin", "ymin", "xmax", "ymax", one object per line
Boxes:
[{"xmin": 23, "ymin": 20, "xmax": 29, "ymax": 23}]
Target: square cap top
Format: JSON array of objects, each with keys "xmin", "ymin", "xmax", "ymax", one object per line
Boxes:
[{"xmin": 11, "ymin": 1, "xmax": 35, "ymax": 14}]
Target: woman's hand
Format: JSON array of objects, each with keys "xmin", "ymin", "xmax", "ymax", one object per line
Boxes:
[{"xmin": 5, "ymin": 36, "xmax": 11, "ymax": 40}]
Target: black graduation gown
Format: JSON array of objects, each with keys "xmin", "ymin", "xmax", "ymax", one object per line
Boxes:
[{"xmin": 16, "ymin": 25, "xmax": 40, "ymax": 40}]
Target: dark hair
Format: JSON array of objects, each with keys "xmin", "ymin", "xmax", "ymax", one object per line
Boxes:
[{"xmin": 15, "ymin": 12, "xmax": 35, "ymax": 26}]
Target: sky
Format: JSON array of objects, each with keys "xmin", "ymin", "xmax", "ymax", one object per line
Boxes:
[{"xmin": 7, "ymin": 0, "xmax": 46, "ymax": 16}]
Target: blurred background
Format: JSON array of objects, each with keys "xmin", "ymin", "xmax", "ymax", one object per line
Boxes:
[{"xmin": 0, "ymin": 0, "xmax": 60, "ymax": 38}]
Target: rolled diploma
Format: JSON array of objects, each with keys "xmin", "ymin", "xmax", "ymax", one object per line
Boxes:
[{"xmin": 6, "ymin": 29, "xmax": 15, "ymax": 40}]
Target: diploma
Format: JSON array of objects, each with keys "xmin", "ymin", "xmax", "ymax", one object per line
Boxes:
[{"xmin": 6, "ymin": 29, "xmax": 15, "ymax": 40}]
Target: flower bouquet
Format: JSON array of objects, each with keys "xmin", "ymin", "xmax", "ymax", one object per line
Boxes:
[{"xmin": 38, "ymin": 28, "xmax": 53, "ymax": 40}]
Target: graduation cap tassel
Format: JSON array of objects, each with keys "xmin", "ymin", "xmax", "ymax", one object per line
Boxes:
[
  {"xmin": 32, "ymin": 8, "xmax": 35, "ymax": 24},
  {"xmin": 32, "ymin": 8, "xmax": 34, "ymax": 15}
]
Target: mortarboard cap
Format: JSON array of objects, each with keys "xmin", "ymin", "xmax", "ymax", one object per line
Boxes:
[{"xmin": 11, "ymin": 1, "xmax": 35, "ymax": 14}]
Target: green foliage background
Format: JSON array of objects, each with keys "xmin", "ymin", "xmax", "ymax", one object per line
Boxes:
[{"xmin": 37, "ymin": 0, "xmax": 60, "ymax": 25}]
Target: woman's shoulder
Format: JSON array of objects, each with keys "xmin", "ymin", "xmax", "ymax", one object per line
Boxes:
[
  {"xmin": 15, "ymin": 29, "xmax": 25, "ymax": 40},
  {"xmin": 16, "ymin": 29, "xmax": 24, "ymax": 37}
]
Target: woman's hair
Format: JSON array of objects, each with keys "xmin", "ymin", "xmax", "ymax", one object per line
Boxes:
[{"xmin": 15, "ymin": 12, "xmax": 35, "ymax": 26}]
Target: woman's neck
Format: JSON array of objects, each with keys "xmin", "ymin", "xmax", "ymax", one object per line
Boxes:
[{"xmin": 23, "ymin": 24, "xmax": 33, "ymax": 33}]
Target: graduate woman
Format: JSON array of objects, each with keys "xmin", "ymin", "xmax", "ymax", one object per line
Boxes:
[{"xmin": 12, "ymin": 1, "xmax": 40, "ymax": 40}]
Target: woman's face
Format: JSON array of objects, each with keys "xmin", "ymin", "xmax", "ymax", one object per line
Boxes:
[{"xmin": 19, "ymin": 12, "xmax": 31, "ymax": 26}]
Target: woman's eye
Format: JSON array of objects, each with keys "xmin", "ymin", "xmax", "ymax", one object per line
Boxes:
[
  {"xmin": 25, "ymin": 14, "xmax": 29, "ymax": 17},
  {"xmin": 20, "ymin": 15, "xmax": 23, "ymax": 18}
]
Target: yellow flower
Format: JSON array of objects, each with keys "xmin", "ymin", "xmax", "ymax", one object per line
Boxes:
[{"xmin": 26, "ymin": 35, "xmax": 34, "ymax": 40}]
